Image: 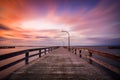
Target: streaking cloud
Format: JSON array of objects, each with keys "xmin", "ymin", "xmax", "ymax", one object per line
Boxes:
[{"xmin": 0, "ymin": 0, "xmax": 120, "ymax": 46}]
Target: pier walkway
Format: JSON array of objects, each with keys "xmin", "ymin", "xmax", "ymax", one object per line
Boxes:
[{"xmin": 9, "ymin": 47, "xmax": 112, "ymax": 80}]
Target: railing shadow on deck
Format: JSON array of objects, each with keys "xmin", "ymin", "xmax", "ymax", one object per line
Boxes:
[
  {"xmin": 64, "ymin": 47, "xmax": 120, "ymax": 76},
  {"xmin": 0, "ymin": 46, "xmax": 59, "ymax": 79}
]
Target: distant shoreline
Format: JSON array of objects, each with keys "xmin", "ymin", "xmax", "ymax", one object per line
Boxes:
[
  {"xmin": 108, "ymin": 46, "xmax": 120, "ymax": 49},
  {"xmin": 0, "ymin": 46, "xmax": 15, "ymax": 49}
]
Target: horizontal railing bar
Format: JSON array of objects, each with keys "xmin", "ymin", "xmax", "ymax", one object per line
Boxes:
[
  {"xmin": 0, "ymin": 50, "xmax": 27, "ymax": 61},
  {"xmin": 87, "ymin": 56, "xmax": 120, "ymax": 75},
  {"xmin": 0, "ymin": 48, "xmax": 51, "ymax": 61},
  {"xmin": 0, "ymin": 57, "xmax": 25, "ymax": 71},
  {"xmin": 76, "ymin": 47, "xmax": 120, "ymax": 62},
  {"xmin": 87, "ymin": 49, "xmax": 120, "ymax": 62}
]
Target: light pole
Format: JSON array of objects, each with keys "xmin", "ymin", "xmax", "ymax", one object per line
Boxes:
[{"xmin": 61, "ymin": 30, "xmax": 70, "ymax": 51}]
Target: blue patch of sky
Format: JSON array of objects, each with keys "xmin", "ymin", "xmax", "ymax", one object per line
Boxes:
[
  {"xmin": 55, "ymin": 0, "xmax": 68, "ymax": 15},
  {"xmin": 103, "ymin": 0, "xmax": 119, "ymax": 8},
  {"xmin": 56, "ymin": 0, "xmax": 100, "ymax": 16},
  {"xmin": 83, "ymin": 0, "xmax": 100, "ymax": 15}
]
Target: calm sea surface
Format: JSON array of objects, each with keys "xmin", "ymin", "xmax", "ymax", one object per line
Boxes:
[{"xmin": 0, "ymin": 46, "xmax": 120, "ymax": 79}]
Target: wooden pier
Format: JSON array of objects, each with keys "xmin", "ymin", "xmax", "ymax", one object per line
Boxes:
[{"xmin": 8, "ymin": 47, "xmax": 113, "ymax": 80}]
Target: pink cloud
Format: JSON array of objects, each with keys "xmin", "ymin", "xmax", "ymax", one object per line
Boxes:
[{"xmin": 0, "ymin": 0, "xmax": 120, "ymax": 46}]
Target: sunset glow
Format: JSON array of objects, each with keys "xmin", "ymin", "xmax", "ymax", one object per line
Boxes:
[
  {"xmin": 20, "ymin": 19, "xmax": 70, "ymax": 30},
  {"xmin": 0, "ymin": 0, "xmax": 120, "ymax": 46}
]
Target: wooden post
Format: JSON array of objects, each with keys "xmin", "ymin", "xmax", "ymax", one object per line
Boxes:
[
  {"xmin": 48, "ymin": 48, "xmax": 50, "ymax": 52},
  {"xmin": 79, "ymin": 50, "xmax": 82, "ymax": 58},
  {"xmin": 44, "ymin": 48, "xmax": 46, "ymax": 55},
  {"xmin": 89, "ymin": 52, "xmax": 93, "ymax": 64},
  {"xmin": 75, "ymin": 49, "xmax": 76, "ymax": 54},
  {"xmin": 39, "ymin": 49, "xmax": 41, "ymax": 57},
  {"xmin": 25, "ymin": 51, "xmax": 29, "ymax": 64},
  {"xmin": 70, "ymin": 48, "xmax": 72, "ymax": 51},
  {"xmin": 72, "ymin": 48, "xmax": 74, "ymax": 53},
  {"xmin": 48, "ymin": 48, "xmax": 50, "ymax": 53},
  {"xmin": 51, "ymin": 48, "xmax": 52, "ymax": 51}
]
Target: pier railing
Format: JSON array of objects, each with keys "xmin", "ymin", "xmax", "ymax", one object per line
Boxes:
[
  {"xmin": 69, "ymin": 47, "xmax": 120, "ymax": 75},
  {"xmin": 0, "ymin": 46, "xmax": 59, "ymax": 71}
]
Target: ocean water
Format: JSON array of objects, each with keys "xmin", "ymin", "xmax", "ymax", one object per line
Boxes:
[{"xmin": 0, "ymin": 46, "xmax": 120, "ymax": 79}]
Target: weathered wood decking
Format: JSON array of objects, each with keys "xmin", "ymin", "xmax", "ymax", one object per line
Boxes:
[{"xmin": 9, "ymin": 47, "xmax": 112, "ymax": 80}]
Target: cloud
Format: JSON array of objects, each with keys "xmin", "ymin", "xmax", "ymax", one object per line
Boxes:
[
  {"xmin": 0, "ymin": 24, "xmax": 12, "ymax": 30},
  {"xmin": 38, "ymin": 29, "xmax": 59, "ymax": 33},
  {"xmin": 106, "ymin": 38, "xmax": 120, "ymax": 45},
  {"xmin": 0, "ymin": 0, "xmax": 120, "ymax": 46},
  {"xmin": 0, "ymin": 36, "xmax": 8, "ymax": 41},
  {"xmin": 22, "ymin": 34, "xmax": 32, "ymax": 38},
  {"xmin": 4, "ymin": 34, "xmax": 14, "ymax": 37},
  {"xmin": 101, "ymin": 38, "xmax": 120, "ymax": 45},
  {"xmin": 86, "ymin": 37, "xmax": 120, "ymax": 45},
  {"xmin": 36, "ymin": 36, "xmax": 49, "ymax": 39}
]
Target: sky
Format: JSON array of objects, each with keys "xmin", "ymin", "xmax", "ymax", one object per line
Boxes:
[{"xmin": 0, "ymin": 0, "xmax": 120, "ymax": 46}]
